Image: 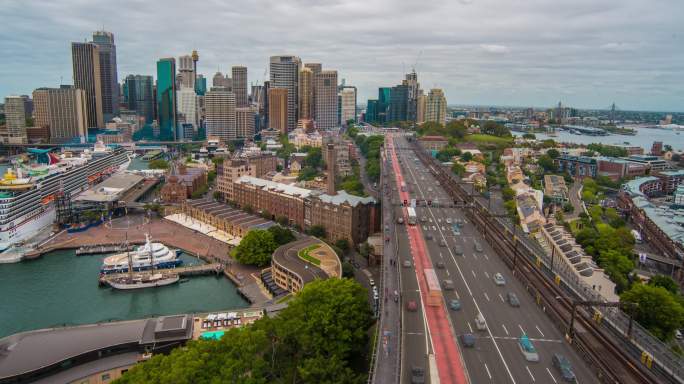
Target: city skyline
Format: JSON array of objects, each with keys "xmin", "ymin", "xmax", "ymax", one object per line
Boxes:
[{"xmin": 1, "ymin": 0, "xmax": 683, "ymax": 112}]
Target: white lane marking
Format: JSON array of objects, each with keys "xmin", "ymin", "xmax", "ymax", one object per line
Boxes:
[
  {"xmin": 467, "ymin": 322, "xmax": 473, "ymax": 333},
  {"xmin": 526, "ymin": 366, "xmax": 535, "ymax": 382},
  {"xmin": 455, "ymin": 291, "xmax": 460, "ymax": 299},
  {"xmin": 546, "ymin": 368, "xmax": 558, "ymax": 383},
  {"xmin": 536, "ymin": 325, "xmax": 545, "ymax": 338},
  {"xmin": 484, "ymin": 292, "xmax": 490, "ymax": 301},
  {"xmin": 484, "ymin": 363, "xmax": 492, "ymax": 380},
  {"xmin": 499, "ymin": 293, "xmax": 505, "ymax": 302},
  {"xmin": 502, "ymin": 324, "xmax": 509, "ymax": 336},
  {"xmin": 473, "ymin": 253, "xmax": 478, "ymax": 260},
  {"xmin": 484, "ymin": 271, "xmax": 490, "ymax": 279},
  {"xmin": 446, "ymin": 269, "xmax": 450, "ymax": 276},
  {"xmin": 407, "ymin": 332, "xmax": 424, "ymax": 335},
  {"xmin": 471, "ymin": 270, "xmax": 476, "ymax": 278},
  {"xmin": 402, "ymin": 146, "xmax": 516, "ymax": 384},
  {"xmin": 492, "ymin": 336, "xmax": 563, "ymax": 343},
  {"xmin": 484, "ymin": 253, "xmax": 489, "ymax": 260},
  {"xmin": 518, "ymin": 324, "xmax": 526, "ymax": 335}
]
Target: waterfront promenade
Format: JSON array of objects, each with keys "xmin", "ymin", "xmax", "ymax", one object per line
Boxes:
[{"xmin": 34, "ymin": 215, "xmax": 270, "ymax": 304}]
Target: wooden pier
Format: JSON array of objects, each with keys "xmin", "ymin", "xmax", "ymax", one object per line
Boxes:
[
  {"xmin": 76, "ymin": 243, "xmax": 139, "ymax": 256},
  {"xmin": 100, "ymin": 263, "xmax": 224, "ymax": 282}
]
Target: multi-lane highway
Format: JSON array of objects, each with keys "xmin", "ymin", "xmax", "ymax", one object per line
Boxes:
[{"xmin": 388, "ymin": 134, "xmax": 597, "ymax": 384}]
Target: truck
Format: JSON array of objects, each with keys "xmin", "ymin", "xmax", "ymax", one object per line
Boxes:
[{"xmin": 407, "ymin": 207, "xmax": 417, "ymax": 225}]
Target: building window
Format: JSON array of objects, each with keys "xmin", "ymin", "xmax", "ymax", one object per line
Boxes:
[{"xmin": 102, "ymin": 373, "xmax": 111, "ymax": 381}]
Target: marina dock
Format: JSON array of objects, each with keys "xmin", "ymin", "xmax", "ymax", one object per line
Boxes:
[
  {"xmin": 76, "ymin": 243, "xmax": 138, "ymax": 256},
  {"xmin": 99, "ymin": 263, "xmax": 224, "ymax": 285}
]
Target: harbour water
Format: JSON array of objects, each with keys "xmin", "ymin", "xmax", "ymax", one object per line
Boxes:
[
  {"xmin": 0, "ymin": 250, "xmax": 248, "ymax": 339},
  {"xmin": 512, "ymin": 127, "xmax": 684, "ymax": 152}
]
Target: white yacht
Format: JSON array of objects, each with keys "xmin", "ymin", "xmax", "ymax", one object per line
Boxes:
[{"xmin": 100, "ymin": 235, "xmax": 181, "ymax": 274}]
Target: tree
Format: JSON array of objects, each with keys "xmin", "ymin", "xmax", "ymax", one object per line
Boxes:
[
  {"xmin": 621, "ymin": 284, "xmax": 684, "ymax": 340},
  {"xmin": 297, "ymin": 166, "xmax": 319, "ymax": 181},
  {"xmin": 335, "ymin": 239, "xmax": 350, "ymax": 255},
  {"xmin": 664, "ymin": 144, "xmax": 673, "ymax": 152},
  {"xmin": 537, "ymin": 154, "xmax": 557, "ymax": 172},
  {"xmin": 452, "ymin": 162, "xmax": 465, "ymax": 177},
  {"xmin": 267, "ymin": 225, "xmax": 295, "ymax": 245},
  {"xmin": 522, "ymin": 133, "xmax": 536, "ymax": 140},
  {"xmin": 341, "ymin": 261, "xmax": 354, "ymax": 278},
  {"xmin": 212, "ymin": 191, "xmax": 222, "ymax": 201},
  {"xmin": 563, "ymin": 202, "xmax": 574, "ymax": 213},
  {"xmin": 307, "ymin": 225, "xmax": 326, "ymax": 239},
  {"xmin": 231, "ymin": 229, "xmax": 277, "ymax": 267},
  {"xmin": 148, "ymin": 159, "xmax": 169, "ymax": 170},
  {"xmin": 649, "ymin": 275, "xmax": 680, "ymax": 295},
  {"xmin": 115, "ymin": 279, "xmax": 372, "ymax": 384},
  {"xmin": 304, "ymin": 147, "xmax": 323, "ymax": 169},
  {"xmin": 547, "ymin": 148, "xmax": 560, "ymax": 159},
  {"xmin": 461, "ymin": 152, "xmax": 473, "ymax": 162}
]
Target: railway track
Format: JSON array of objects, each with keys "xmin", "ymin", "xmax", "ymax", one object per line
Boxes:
[{"xmin": 407, "ymin": 139, "xmax": 661, "ymax": 384}]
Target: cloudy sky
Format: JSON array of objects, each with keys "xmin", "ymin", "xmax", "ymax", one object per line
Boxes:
[{"xmin": 1, "ymin": 0, "xmax": 683, "ymax": 111}]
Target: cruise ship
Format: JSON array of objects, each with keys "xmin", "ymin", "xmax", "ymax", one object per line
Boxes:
[
  {"xmin": 0, "ymin": 143, "xmax": 130, "ymax": 251},
  {"xmin": 100, "ymin": 235, "xmax": 181, "ymax": 274}
]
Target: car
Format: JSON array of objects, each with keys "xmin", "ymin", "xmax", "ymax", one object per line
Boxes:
[
  {"xmin": 507, "ymin": 292, "xmax": 520, "ymax": 307},
  {"xmin": 373, "ymin": 292, "xmax": 379, "ymax": 300},
  {"xmin": 406, "ymin": 300, "xmax": 418, "ymax": 312},
  {"xmin": 442, "ymin": 279, "xmax": 454, "ymax": 290},
  {"xmin": 552, "ymin": 354, "xmax": 577, "ymax": 382},
  {"xmin": 384, "ymin": 225, "xmax": 390, "ymax": 234},
  {"xmin": 460, "ymin": 333, "xmax": 476, "ymax": 348},
  {"xmin": 474, "ymin": 242, "xmax": 483, "ymax": 252},
  {"xmin": 446, "ymin": 218, "xmax": 452, "ymax": 224},
  {"xmin": 494, "ymin": 273, "xmax": 506, "ymax": 286},
  {"xmin": 436, "ymin": 261, "xmax": 445, "ymax": 269},
  {"xmin": 411, "ymin": 367, "xmax": 425, "ymax": 384},
  {"xmin": 453, "ymin": 245, "xmax": 463, "ymax": 256},
  {"xmin": 449, "ymin": 299, "xmax": 461, "ymax": 310},
  {"xmin": 428, "ymin": 187, "xmax": 433, "ymax": 192},
  {"xmin": 421, "ymin": 216, "xmax": 428, "ymax": 223},
  {"xmin": 677, "ymin": 330, "xmax": 683, "ymax": 340},
  {"xmin": 426, "ymin": 233, "xmax": 434, "ymax": 240},
  {"xmin": 439, "ymin": 239, "xmax": 447, "ymax": 247},
  {"xmin": 474, "ymin": 313, "xmax": 487, "ymax": 331},
  {"xmin": 397, "ymin": 217, "xmax": 404, "ymax": 225},
  {"xmin": 369, "ymin": 278, "xmax": 375, "ymax": 287},
  {"xmin": 403, "ymin": 260, "xmax": 412, "ymax": 268}
]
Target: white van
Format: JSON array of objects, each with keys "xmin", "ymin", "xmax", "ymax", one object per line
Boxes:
[{"xmin": 475, "ymin": 313, "xmax": 487, "ymax": 331}]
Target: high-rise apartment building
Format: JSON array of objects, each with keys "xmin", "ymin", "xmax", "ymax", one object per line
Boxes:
[
  {"xmin": 232, "ymin": 66, "xmax": 248, "ymax": 108},
  {"xmin": 156, "ymin": 58, "xmax": 178, "ymax": 140},
  {"xmin": 298, "ymin": 67, "xmax": 314, "ymax": 120},
  {"xmin": 92, "ymin": 30, "xmax": 118, "ymax": 122},
  {"xmin": 205, "ymin": 87, "xmax": 236, "ymax": 142},
  {"xmin": 268, "ymin": 88, "xmax": 288, "ymax": 134},
  {"xmin": 314, "ymin": 70, "xmax": 338, "ymax": 130},
  {"xmin": 196, "ymin": 75, "xmax": 207, "ymax": 96},
  {"xmin": 213, "ymin": 72, "xmax": 232, "ymax": 90},
  {"xmin": 269, "ymin": 55, "xmax": 301, "ymax": 132},
  {"xmin": 365, "ymin": 100, "xmax": 378, "ymax": 124},
  {"xmin": 304, "ymin": 63, "xmax": 321, "ymax": 120},
  {"xmin": 178, "ymin": 55, "xmax": 195, "ymax": 90},
  {"xmin": 339, "ymin": 85, "xmax": 357, "ymax": 125},
  {"xmin": 123, "ymin": 75, "xmax": 154, "ymax": 124},
  {"xmin": 378, "ymin": 87, "xmax": 391, "ymax": 123},
  {"xmin": 425, "ymin": 88, "xmax": 447, "ymax": 126},
  {"xmin": 1, "ymin": 96, "xmax": 28, "ymax": 144},
  {"xmin": 236, "ymin": 107, "xmax": 256, "ymax": 139},
  {"xmin": 177, "ymin": 87, "xmax": 197, "ymax": 131},
  {"xmin": 71, "ymin": 42, "xmax": 103, "ymax": 129},
  {"xmin": 33, "ymin": 86, "xmax": 88, "ymax": 143},
  {"xmin": 404, "ymin": 70, "xmax": 420, "ymax": 122},
  {"xmin": 416, "ymin": 94, "xmax": 426, "ymax": 124}
]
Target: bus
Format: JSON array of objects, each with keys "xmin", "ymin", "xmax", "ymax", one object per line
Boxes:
[
  {"xmin": 424, "ymin": 269, "xmax": 442, "ymax": 306},
  {"xmin": 400, "ymin": 182, "xmax": 407, "ymax": 192},
  {"xmin": 407, "ymin": 207, "xmax": 417, "ymax": 225}
]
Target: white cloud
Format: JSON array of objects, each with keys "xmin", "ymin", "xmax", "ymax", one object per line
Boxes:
[{"xmin": 0, "ymin": 0, "xmax": 682, "ymax": 111}]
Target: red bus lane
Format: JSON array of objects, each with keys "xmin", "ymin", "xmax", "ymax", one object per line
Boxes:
[{"xmin": 387, "ymin": 136, "xmax": 468, "ymax": 384}]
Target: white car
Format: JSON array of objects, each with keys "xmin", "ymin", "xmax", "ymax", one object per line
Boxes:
[{"xmin": 494, "ymin": 273, "xmax": 506, "ymax": 286}]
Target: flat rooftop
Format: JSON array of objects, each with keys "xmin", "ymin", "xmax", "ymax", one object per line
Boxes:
[{"xmin": 75, "ymin": 173, "xmax": 145, "ymax": 203}]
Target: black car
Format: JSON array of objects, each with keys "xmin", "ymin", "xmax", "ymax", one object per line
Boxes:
[
  {"xmin": 552, "ymin": 354, "xmax": 577, "ymax": 382},
  {"xmin": 411, "ymin": 366, "xmax": 425, "ymax": 384},
  {"xmin": 460, "ymin": 333, "xmax": 476, "ymax": 348}
]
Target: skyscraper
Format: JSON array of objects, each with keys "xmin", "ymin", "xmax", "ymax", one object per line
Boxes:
[
  {"xmin": 33, "ymin": 86, "xmax": 88, "ymax": 143},
  {"xmin": 314, "ymin": 70, "xmax": 338, "ymax": 130},
  {"xmin": 232, "ymin": 66, "xmax": 248, "ymax": 108},
  {"xmin": 205, "ymin": 86, "xmax": 236, "ymax": 142},
  {"xmin": 269, "ymin": 55, "xmax": 301, "ymax": 131},
  {"xmin": 92, "ymin": 30, "xmax": 118, "ymax": 122},
  {"xmin": 304, "ymin": 63, "xmax": 321, "ymax": 120},
  {"xmin": 178, "ymin": 55, "xmax": 195, "ymax": 89},
  {"xmin": 416, "ymin": 94, "xmax": 426, "ymax": 125},
  {"xmin": 298, "ymin": 67, "xmax": 314, "ymax": 120},
  {"xmin": 268, "ymin": 88, "xmax": 288, "ymax": 134},
  {"xmin": 365, "ymin": 100, "xmax": 378, "ymax": 123},
  {"xmin": 213, "ymin": 72, "xmax": 232, "ymax": 90},
  {"xmin": 72, "ymin": 42, "xmax": 103, "ymax": 129},
  {"xmin": 339, "ymin": 85, "xmax": 357, "ymax": 125},
  {"xmin": 378, "ymin": 87, "xmax": 391, "ymax": 123},
  {"xmin": 177, "ymin": 87, "xmax": 198, "ymax": 131},
  {"xmin": 236, "ymin": 106, "xmax": 256, "ymax": 139},
  {"xmin": 196, "ymin": 75, "xmax": 207, "ymax": 96},
  {"xmin": 404, "ymin": 70, "xmax": 420, "ymax": 122},
  {"xmin": 123, "ymin": 75, "xmax": 154, "ymax": 124},
  {"xmin": 425, "ymin": 88, "xmax": 447, "ymax": 126},
  {"xmin": 1, "ymin": 96, "xmax": 28, "ymax": 144},
  {"xmin": 156, "ymin": 58, "xmax": 177, "ymax": 140},
  {"xmin": 389, "ymin": 84, "xmax": 408, "ymax": 122}
]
